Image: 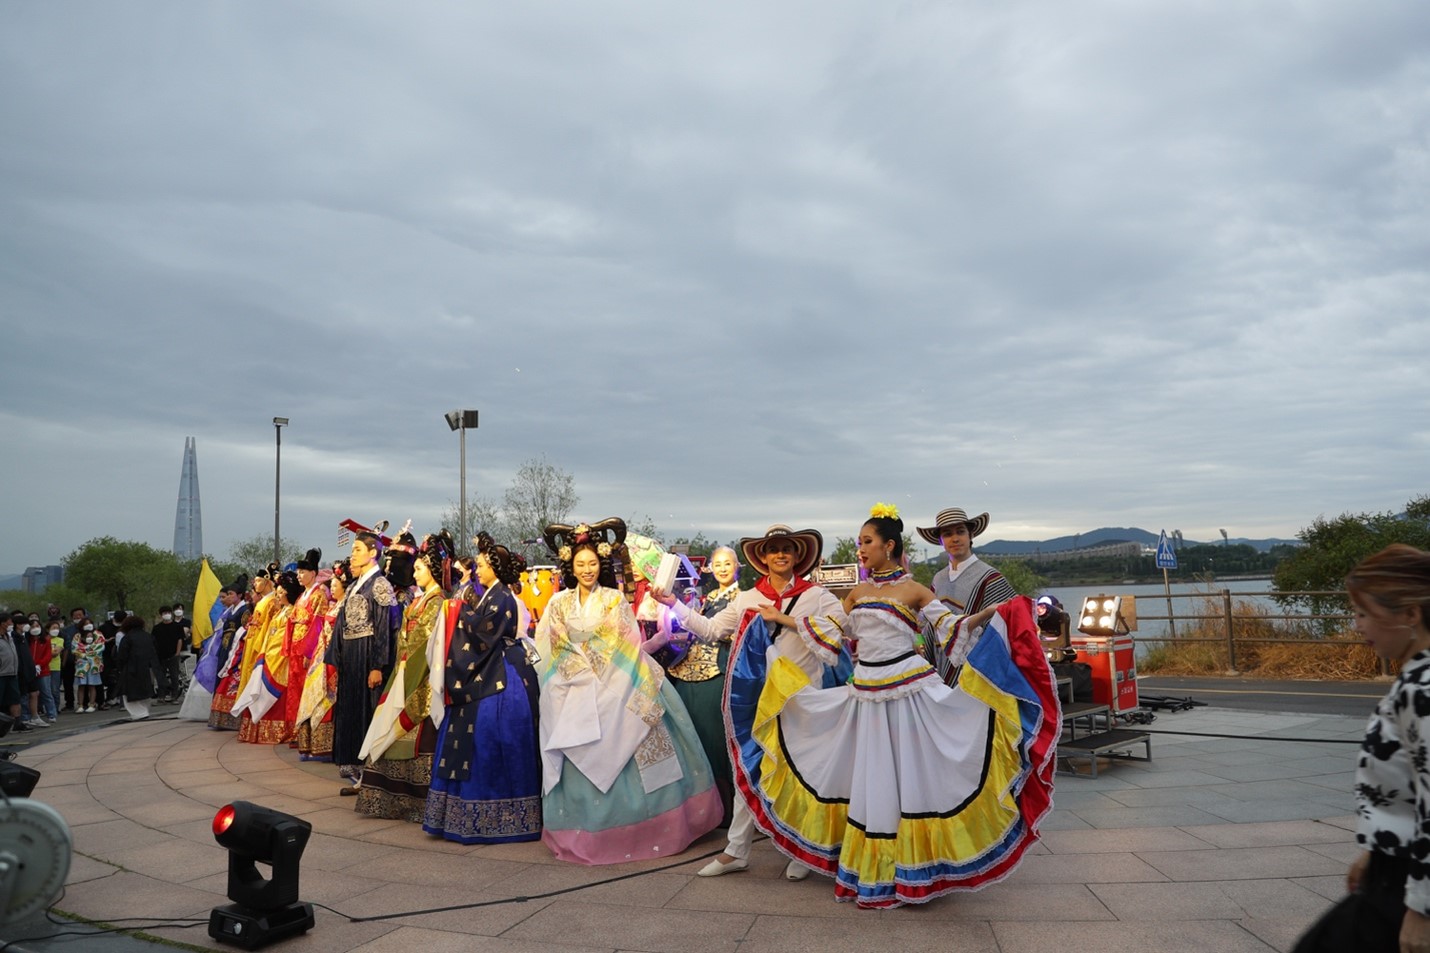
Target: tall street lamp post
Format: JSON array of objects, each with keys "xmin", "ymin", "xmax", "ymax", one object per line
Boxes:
[
  {"xmin": 444, "ymin": 410, "xmax": 479, "ymax": 545},
  {"xmin": 273, "ymin": 417, "xmax": 289, "ymax": 567}
]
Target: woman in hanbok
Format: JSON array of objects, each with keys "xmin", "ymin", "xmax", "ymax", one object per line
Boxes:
[
  {"xmin": 423, "ymin": 532, "xmax": 542, "ymax": 844},
  {"xmin": 663, "ymin": 546, "xmax": 741, "ymax": 827},
  {"xmin": 211, "ymin": 567, "xmax": 277, "ymax": 731},
  {"xmin": 235, "ymin": 571, "xmax": 301, "ymax": 744},
  {"xmin": 535, "ymin": 519, "xmax": 721, "ymax": 864},
  {"xmin": 294, "ymin": 562, "xmax": 347, "ymax": 762},
  {"xmin": 356, "ymin": 532, "xmax": 451, "ymax": 818},
  {"xmin": 285, "ymin": 549, "xmax": 329, "ymax": 739},
  {"xmin": 733, "ymin": 504, "xmax": 1059, "ymax": 908}
]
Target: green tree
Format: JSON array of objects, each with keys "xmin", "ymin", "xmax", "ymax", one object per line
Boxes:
[
  {"xmin": 62, "ymin": 537, "xmax": 194, "ymax": 616},
  {"xmin": 1273, "ymin": 496, "xmax": 1430, "ymax": 625},
  {"xmin": 503, "ymin": 456, "xmax": 580, "ymax": 563},
  {"xmin": 437, "ymin": 494, "xmax": 505, "ymax": 556},
  {"xmin": 996, "ymin": 559, "xmax": 1046, "ymax": 598}
]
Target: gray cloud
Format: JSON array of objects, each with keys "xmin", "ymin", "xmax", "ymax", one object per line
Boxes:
[{"xmin": 3, "ymin": 0, "xmax": 1427, "ymax": 571}]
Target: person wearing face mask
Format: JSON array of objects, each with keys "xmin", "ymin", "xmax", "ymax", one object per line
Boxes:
[
  {"xmin": 170, "ymin": 603, "xmax": 192, "ymax": 651},
  {"xmin": 151, "ymin": 605, "xmax": 187, "ymax": 703},
  {"xmin": 60, "ymin": 607, "xmax": 84, "ymax": 712},
  {"xmin": 30, "ymin": 619, "xmax": 56, "ymax": 723},
  {"xmin": 74, "ymin": 620, "xmax": 104, "ymax": 713},
  {"xmin": 12, "ymin": 613, "xmax": 44, "ymax": 727},
  {"xmin": 47, "ymin": 622, "xmax": 64, "ymax": 721},
  {"xmin": 98, "ymin": 610, "xmax": 126, "ymax": 709},
  {"xmin": 0, "ymin": 616, "xmax": 25, "ymax": 731}
]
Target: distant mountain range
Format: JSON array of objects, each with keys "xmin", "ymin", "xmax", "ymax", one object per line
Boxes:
[{"xmin": 977, "ymin": 527, "xmax": 1296, "ymax": 556}]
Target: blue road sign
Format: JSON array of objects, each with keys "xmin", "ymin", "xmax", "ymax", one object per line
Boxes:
[{"xmin": 1155, "ymin": 530, "xmax": 1178, "ymax": 570}]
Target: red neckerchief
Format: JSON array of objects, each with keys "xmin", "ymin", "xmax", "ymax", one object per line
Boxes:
[{"xmin": 754, "ymin": 574, "xmax": 814, "ymax": 611}]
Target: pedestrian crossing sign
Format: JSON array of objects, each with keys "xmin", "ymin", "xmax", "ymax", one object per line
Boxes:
[{"xmin": 1155, "ymin": 530, "xmax": 1177, "ymax": 569}]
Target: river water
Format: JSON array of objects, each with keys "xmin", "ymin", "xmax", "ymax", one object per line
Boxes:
[{"xmin": 1036, "ymin": 578, "xmax": 1334, "ymax": 654}]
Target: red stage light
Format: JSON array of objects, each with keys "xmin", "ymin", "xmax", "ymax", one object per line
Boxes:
[{"xmin": 213, "ymin": 804, "xmax": 237, "ymax": 837}]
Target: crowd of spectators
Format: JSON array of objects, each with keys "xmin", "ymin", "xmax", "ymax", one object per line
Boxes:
[{"xmin": 0, "ymin": 602, "xmax": 193, "ymax": 730}]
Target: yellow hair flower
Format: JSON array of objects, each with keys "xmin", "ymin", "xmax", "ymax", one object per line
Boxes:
[{"xmin": 869, "ymin": 502, "xmax": 900, "ymax": 520}]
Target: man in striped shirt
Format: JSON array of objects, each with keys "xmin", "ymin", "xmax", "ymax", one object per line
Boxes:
[{"xmin": 918, "ymin": 507, "xmax": 1016, "ymax": 687}]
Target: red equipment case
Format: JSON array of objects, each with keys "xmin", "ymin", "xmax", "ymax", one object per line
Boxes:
[{"xmin": 1071, "ymin": 635, "xmax": 1139, "ymax": 714}]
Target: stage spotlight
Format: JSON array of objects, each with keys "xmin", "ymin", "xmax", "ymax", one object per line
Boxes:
[
  {"xmin": 1077, "ymin": 595, "xmax": 1138, "ymax": 636},
  {"xmin": 208, "ymin": 801, "xmax": 314, "ymax": 949}
]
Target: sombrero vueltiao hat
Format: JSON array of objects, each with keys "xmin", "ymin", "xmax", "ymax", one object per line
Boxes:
[
  {"xmin": 916, "ymin": 507, "xmax": 991, "ymax": 546},
  {"xmin": 740, "ymin": 524, "xmax": 823, "ymax": 579}
]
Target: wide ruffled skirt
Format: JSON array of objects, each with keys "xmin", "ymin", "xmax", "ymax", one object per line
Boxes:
[
  {"xmin": 542, "ymin": 676, "xmax": 723, "ymax": 865},
  {"xmin": 423, "ymin": 657, "xmax": 544, "ymax": 844},
  {"xmin": 727, "ymin": 604, "xmax": 1058, "ymax": 908}
]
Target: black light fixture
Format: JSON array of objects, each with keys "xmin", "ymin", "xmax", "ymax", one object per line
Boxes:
[
  {"xmin": 0, "ymin": 715, "xmax": 40, "ymax": 799},
  {"xmin": 272, "ymin": 417, "xmax": 289, "ymax": 567},
  {"xmin": 1077, "ymin": 594, "xmax": 1138, "ymax": 637},
  {"xmin": 208, "ymin": 801, "xmax": 314, "ymax": 949},
  {"xmin": 444, "ymin": 409, "xmax": 479, "ymax": 544}
]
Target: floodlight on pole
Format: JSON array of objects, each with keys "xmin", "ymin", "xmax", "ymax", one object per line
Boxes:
[
  {"xmin": 272, "ymin": 418, "xmax": 288, "ymax": 567},
  {"xmin": 444, "ymin": 410, "xmax": 479, "ymax": 546}
]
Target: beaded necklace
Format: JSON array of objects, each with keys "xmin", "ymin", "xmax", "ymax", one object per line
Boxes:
[{"xmin": 868, "ymin": 566, "xmax": 909, "ymax": 584}]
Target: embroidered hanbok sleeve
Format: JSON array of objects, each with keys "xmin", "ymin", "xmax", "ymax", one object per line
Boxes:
[
  {"xmin": 400, "ymin": 595, "xmax": 441, "ymax": 729},
  {"xmin": 608, "ymin": 592, "xmax": 644, "ymax": 648},
  {"xmin": 262, "ymin": 610, "xmax": 291, "ymax": 686},
  {"xmin": 535, "ymin": 593, "xmax": 567, "ymax": 662},
  {"xmin": 920, "ymin": 601, "xmax": 984, "ymax": 672},
  {"xmin": 448, "ymin": 590, "xmax": 517, "ymax": 704},
  {"xmin": 371, "ymin": 576, "xmax": 398, "ymax": 672},
  {"xmin": 670, "ymin": 595, "xmax": 740, "ymax": 644}
]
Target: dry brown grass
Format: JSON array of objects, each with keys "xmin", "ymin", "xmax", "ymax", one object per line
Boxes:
[{"xmin": 1138, "ymin": 595, "xmax": 1386, "ymax": 679}]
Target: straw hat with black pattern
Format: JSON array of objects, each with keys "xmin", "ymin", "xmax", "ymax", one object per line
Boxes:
[
  {"xmin": 740, "ymin": 524, "xmax": 823, "ymax": 579},
  {"xmin": 916, "ymin": 507, "xmax": 991, "ymax": 546}
]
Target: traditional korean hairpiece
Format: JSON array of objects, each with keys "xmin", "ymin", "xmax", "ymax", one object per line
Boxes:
[
  {"xmin": 330, "ymin": 559, "xmax": 352, "ymax": 592},
  {"xmin": 276, "ymin": 570, "xmax": 304, "ymax": 604},
  {"xmin": 543, "ymin": 518, "xmax": 631, "ymax": 592},
  {"xmin": 418, "ymin": 530, "xmax": 456, "ymax": 591},
  {"xmin": 382, "ymin": 520, "xmax": 419, "ymax": 590},
  {"xmin": 474, "ymin": 531, "xmax": 528, "ymax": 589}
]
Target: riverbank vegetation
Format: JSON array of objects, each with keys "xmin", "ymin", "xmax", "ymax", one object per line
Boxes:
[{"xmin": 1136, "ymin": 593, "xmax": 1383, "ymax": 679}]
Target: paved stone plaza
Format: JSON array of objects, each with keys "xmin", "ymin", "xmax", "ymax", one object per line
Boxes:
[{"xmin": 2, "ymin": 706, "xmax": 1369, "ymax": 952}]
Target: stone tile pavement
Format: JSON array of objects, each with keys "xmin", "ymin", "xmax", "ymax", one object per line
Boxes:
[{"xmin": 0, "ymin": 706, "xmax": 1371, "ymax": 952}]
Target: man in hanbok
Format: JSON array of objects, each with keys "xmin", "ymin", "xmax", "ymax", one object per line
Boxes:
[
  {"xmin": 651, "ymin": 524, "xmax": 847, "ymax": 881},
  {"xmin": 326, "ymin": 531, "xmax": 398, "ymax": 795}
]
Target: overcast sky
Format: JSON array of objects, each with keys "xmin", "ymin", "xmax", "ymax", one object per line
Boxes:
[{"xmin": 3, "ymin": 1, "xmax": 1427, "ymax": 572}]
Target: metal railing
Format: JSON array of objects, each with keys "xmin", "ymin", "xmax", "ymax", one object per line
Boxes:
[{"xmin": 1117, "ymin": 589, "xmax": 1358, "ymax": 674}]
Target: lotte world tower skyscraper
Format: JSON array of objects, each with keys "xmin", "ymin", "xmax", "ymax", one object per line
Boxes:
[{"xmin": 173, "ymin": 436, "xmax": 203, "ymax": 560}]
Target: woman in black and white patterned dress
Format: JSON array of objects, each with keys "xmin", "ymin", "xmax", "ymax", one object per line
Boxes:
[{"xmin": 1296, "ymin": 544, "xmax": 1430, "ymax": 953}]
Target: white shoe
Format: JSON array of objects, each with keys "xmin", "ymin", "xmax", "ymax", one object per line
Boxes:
[
  {"xmin": 784, "ymin": 860, "xmax": 810, "ymax": 881},
  {"xmin": 696, "ymin": 856, "xmax": 749, "ymax": 877}
]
